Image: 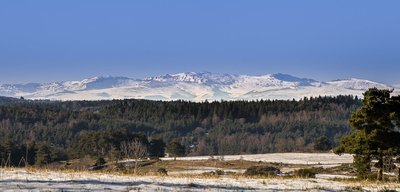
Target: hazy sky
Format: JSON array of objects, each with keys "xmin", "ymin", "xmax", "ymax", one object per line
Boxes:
[{"xmin": 1, "ymin": 1, "xmax": 399, "ymax": 84}]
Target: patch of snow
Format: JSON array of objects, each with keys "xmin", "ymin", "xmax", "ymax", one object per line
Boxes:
[
  {"xmin": 316, "ymin": 174, "xmax": 356, "ymax": 179},
  {"xmin": 161, "ymin": 153, "xmax": 354, "ymax": 165},
  {"xmin": 327, "ymin": 78, "xmax": 391, "ymax": 91},
  {"xmin": 0, "ymin": 168, "xmax": 398, "ymax": 191}
]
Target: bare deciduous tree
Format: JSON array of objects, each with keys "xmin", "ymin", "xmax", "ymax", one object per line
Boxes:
[
  {"xmin": 120, "ymin": 139, "xmax": 148, "ymax": 174},
  {"xmin": 120, "ymin": 141, "xmax": 130, "ymax": 159}
]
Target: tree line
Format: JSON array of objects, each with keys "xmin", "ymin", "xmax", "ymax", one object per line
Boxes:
[{"xmin": 0, "ymin": 95, "xmax": 360, "ymax": 165}]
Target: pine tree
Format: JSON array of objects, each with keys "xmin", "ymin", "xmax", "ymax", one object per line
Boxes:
[
  {"xmin": 35, "ymin": 143, "xmax": 52, "ymax": 166},
  {"xmin": 166, "ymin": 139, "xmax": 185, "ymax": 160},
  {"xmin": 313, "ymin": 136, "xmax": 332, "ymax": 151},
  {"xmin": 149, "ymin": 138, "xmax": 166, "ymax": 158},
  {"xmin": 335, "ymin": 88, "xmax": 400, "ymax": 180}
]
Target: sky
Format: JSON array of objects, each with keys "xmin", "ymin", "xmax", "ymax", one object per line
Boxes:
[{"xmin": 0, "ymin": 1, "xmax": 399, "ymax": 85}]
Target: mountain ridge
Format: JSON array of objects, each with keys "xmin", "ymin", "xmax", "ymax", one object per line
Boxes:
[{"xmin": 0, "ymin": 72, "xmax": 398, "ymax": 101}]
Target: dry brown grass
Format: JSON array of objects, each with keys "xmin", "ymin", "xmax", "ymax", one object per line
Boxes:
[
  {"xmin": 0, "ymin": 157, "xmax": 339, "ymax": 178},
  {"xmin": 2, "ymin": 165, "xmax": 400, "ymax": 192},
  {"xmin": 3, "ymin": 156, "xmax": 398, "ymax": 190}
]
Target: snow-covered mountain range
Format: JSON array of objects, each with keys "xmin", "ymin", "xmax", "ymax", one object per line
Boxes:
[{"xmin": 0, "ymin": 72, "xmax": 398, "ymax": 101}]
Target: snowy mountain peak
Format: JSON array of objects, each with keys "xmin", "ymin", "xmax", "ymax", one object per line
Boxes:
[
  {"xmin": 327, "ymin": 78, "xmax": 389, "ymax": 90},
  {"xmin": 146, "ymin": 72, "xmax": 208, "ymax": 83},
  {"xmin": 0, "ymin": 72, "xmax": 398, "ymax": 101},
  {"xmin": 145, "ymin": 71, "xmax": 237, "ymax": 85},
  {"xmin": 271, "ymin": 73, "xmax": 318, "ymax": 86}
]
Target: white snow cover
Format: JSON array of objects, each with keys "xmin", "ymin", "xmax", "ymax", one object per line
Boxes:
[
  {"xmin": 1, "ymin": 72, "xmax": 398, "ymax": 101},
  {"xmin": 0, "ymin": 169, "xmax": 350, "ymax": 191},
  {"xmin": 161, "ymin": 153, "xmax": 354, "ymax": 165},
  {"xmin": 0, "ymin": 168, "xmax": 398, "ymax": 191},
  {"xmin": 1, "ymin": 153, "xmax": 399, "ymax": 191}
]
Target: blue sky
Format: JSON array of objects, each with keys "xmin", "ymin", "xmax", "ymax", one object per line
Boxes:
[{"xmin": 1, "ymin": 1, "xmax": 399, "ymax": 84}]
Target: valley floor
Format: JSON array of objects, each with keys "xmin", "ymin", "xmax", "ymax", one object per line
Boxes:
[
  {"xmin": 0, "ymin": 153, "xmax": 399, "ymax": 191},
  {"xmin": 1, "ymin": 168, "xmax": 399, "ymax": 192}
]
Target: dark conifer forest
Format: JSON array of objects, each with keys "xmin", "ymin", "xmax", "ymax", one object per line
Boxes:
[{"xmin": 0, "ymin": 95, "xmax": 360, "ymax": 166}]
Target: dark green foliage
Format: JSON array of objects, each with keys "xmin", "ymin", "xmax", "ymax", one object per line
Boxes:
[
  {"xmin": 244, "ymin": 166, "xmax": 281, "ymax": 176},
  {"xmin": 149, "ymin": 138, "xmax": 166, "ymax": 158},
  {"xmin": 0, "ymin": 95, "xmax": 361, "ymax": 165},
  {"xmin": 335, "ymin": 88, "xmax": 400, "ymax": 180},
  {"xmin": 95, "ymin": 157, "xmax": 106, "ymax": 166},
  {"xmin": 202, "ymin": 169, "xmax": 225, "ymax": 176},
  {"xmin": 293, "ymin": 168, "xmax": 321, "ymax": 178},
  {"xmin": 108, "ymin": 146, "xmax": 120, "ymax": 163},
  {"xmin": 166, "ymin": 139, "xmax": 185, "ymax": 159},
  {"xmin": 156, "ymin": 168, "xmax": 168, "ymax": 176},
  {"xmin": 313, "ymin": 136, "xmax": 332, "ymax": 151},
  {"xmin": 35, "ymin": 143, "xmax": 52, "ymax": 165},
  {"xmin": 50, "ymin": 147, "xmax": 68, "ymax": 162},
  {"xmin": 353, "ymin": 155, "xmax": 371, "ymax": 179},
  {"xmin": 68, "ymin": 128, "xmax": 148, "ymax": 159},
  {"xmin": 214, "ymin": 169, "xmax": 224, "ymax": 175},
  {"xmin": 0, "ymin": 140, "xmax": 36, "ymax": 167},
  {"xmin": 378, "ymin": 189, "xmax": 398, "ymax": 192}
]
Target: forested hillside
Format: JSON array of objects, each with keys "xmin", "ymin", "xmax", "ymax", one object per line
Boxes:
[{"xmin": 0, "ymin": 96, "xmax": 360, "ymax": 165}]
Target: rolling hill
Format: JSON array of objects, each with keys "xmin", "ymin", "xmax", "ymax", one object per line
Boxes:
[{"xmin": 1, "ymin": 72, "xmax": 397, "ymax": 101}]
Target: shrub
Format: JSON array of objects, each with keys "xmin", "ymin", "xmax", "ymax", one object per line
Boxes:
[
  {"xmin": 188, "ymin": 183, "xmax": 197, "ymax": 188},
  {"xmin": 215, "ymin": 169, "xmax": 224, "ymax": 175},
  {"xmin": 344, "ymin": 186, "xmax": 363, "ymax": 191},
  {"xmin": 244, "ymin": 166, "xmax": 281, "ymax": 176},
  {"xmin": 313, "ymin": 136, "xmax": 332, "ymax": 151},
  {"xmin": 293, "ymin": 168, "xmax": 317, "ymax": 178},
  {"xmin": 353, "ymin": 155, "xmax": 371, "ymax": 179},
  {"xmin": 95, "ymin": 157, "xmax": 106, "ymax": 166},
  {"xmin": 378, "ymin": 188, "xmax": 398, "ymax": 192},
  {"xmin": 156, "ymin": 168, "xmax": 168, "ymax": 176},
  {"xmin": 202, "ymin": 170, "xmax": 225, "ymax": 176}
]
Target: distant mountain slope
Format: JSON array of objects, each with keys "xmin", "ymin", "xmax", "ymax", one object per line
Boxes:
[
  {"xmin": 0, "ymin": 96, "xmax": 23, "ymax": 105},
  {"xmin": 0, "ymin": 72, "xmax": 397, "ymax": 101}
]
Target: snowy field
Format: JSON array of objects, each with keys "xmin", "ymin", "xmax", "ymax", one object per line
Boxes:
[
  {"xmin": 162, "ymin": 153, "xmax": 354, "ymax": 165},
  {"xmin": 1, "ymin": 169, "xmax": 399, "ymax": 192},
  {"xmin": 1, "ymin": 153, "xmax": 398, "ymax": 191}
]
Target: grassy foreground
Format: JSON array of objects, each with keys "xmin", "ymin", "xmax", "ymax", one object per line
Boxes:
[{"xmin": 1, "ymin": 153, "xmax": 399, "ymax": 192}]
